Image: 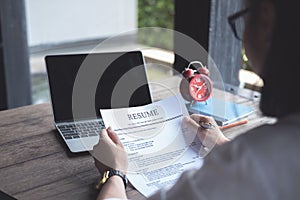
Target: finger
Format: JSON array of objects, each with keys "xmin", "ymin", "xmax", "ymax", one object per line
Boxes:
[
  {"xmin": 190, "ymin": 114, "xmax": 215, "ymax": 124},
  {"xmin": 93, "ymin": 129, "xmax": 110, "ymax": 151},
  {"xmin": 182, "ymin": 116, "xmax": 200, "ymax": 134},
  {"xmin": 92, "ymin": 129, "xmax": 106, "ymax": 150},
  {"xmin": 99, "ymin": 128, "xmax": 109, "ymax": 139},
  {"xmin": 184, "ymin": 116, "xmax": 211, "ymax": 142},
  {"xmin": 107, "ymin": 127, "xmax": 124, "ymax": 147},
  {"xmin": 190, "ymin": 114, "xmax": 212, "ymax": 123}
]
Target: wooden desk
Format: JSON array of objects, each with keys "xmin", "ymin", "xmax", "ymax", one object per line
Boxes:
[{"xmin": 0, "ymin": 77, "xmax": 274, "ymax": 200}]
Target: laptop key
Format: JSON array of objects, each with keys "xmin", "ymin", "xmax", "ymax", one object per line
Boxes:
[
  {"xmin": 61, "ymin": 131, "xmax": 77, "ymax": 135},
  {"xmin": 64, "ymin": 134, "xmax": 79, "ymax": 137},
  {"xmin": 60, "ymin": 129, "xmax": 73, "ymax": 133},
  {"xmin": 80, "ymin": 134, "xmax": 88, "ymax": 137}
]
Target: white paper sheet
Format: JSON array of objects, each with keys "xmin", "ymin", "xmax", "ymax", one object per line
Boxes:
[{"xmin": 100, "ymin": 95, "xmax": 204, "ymax": 197}]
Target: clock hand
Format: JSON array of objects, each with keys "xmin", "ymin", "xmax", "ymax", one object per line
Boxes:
[{"xmin": 196, "ymin": 83, "xmax": 206, "ymax": 91}]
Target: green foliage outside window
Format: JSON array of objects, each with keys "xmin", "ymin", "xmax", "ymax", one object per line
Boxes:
[
  {"xmin": 137, "ymin": 0, "xmax": 174, "ymax": 50},
  {"xmin": 137, "ymin": 0, "xmax": 252, "ymax": 73}
]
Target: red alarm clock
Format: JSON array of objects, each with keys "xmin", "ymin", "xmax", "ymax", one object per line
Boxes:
[{"xmin": 179, "ymin": 61, "xmax": 213, "ymax": 102}]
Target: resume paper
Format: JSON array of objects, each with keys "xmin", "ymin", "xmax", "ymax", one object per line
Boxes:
[{"xmin": 100, "ymin": 95, "xmax": 204, "ymax": 197}]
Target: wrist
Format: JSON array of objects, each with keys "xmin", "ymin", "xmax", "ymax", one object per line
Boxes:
[
  {"xmin": 96, "ymin": 169, "xmax": 128, "ymax": 190},
  {"xmin": 108, "ymin": 175, "xmax": 124, "ymax": 186}
]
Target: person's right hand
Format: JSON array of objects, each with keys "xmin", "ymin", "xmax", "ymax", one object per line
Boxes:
[
  {"xmin": 183, "ymin": 114, "xmax": 229, "ymax": 154},
  {"xmin": 92, "ymin": 127, "xmax": 128, "ymax": 174}
]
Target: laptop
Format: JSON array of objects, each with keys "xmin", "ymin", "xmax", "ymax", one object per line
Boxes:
[{"xmin": 45, "ymin": 51, "xmax": 152, "ymax": 153}]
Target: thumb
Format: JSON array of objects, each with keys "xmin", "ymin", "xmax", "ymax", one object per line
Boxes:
[
  {"xmin": 183, "ymin": 116, "xmax": 210, "ymax": 143},
  {"xmin": 107, "ymin": 127, "xmax": 124, "ymax": 148},
  {"xmin": 183, "ymin": 116, "xmax": 200, "ymax": 134}
]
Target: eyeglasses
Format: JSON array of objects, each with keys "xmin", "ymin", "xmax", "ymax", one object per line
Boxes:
[{"xmin": 228, "ymin": 8, "xmax": 250, "ymax": 41}]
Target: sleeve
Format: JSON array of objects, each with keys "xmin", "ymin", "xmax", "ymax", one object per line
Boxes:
[{"xmin": 147, "ymin": 136, "xmax": 272, "ymax": 200}]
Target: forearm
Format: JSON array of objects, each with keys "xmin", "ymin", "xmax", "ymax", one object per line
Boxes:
[{"xmin": 97, "ymin": 176, "xmax": 127, "ymax": 200}]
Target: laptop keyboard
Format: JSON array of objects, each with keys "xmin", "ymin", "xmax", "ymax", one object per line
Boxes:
[{"xmin": 57, "ymin": 120, "xmax": 105, "ymax": 140}]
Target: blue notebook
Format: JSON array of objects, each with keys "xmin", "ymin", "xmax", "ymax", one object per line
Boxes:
[{"xmin": 187, "ymin": 97, "xmax": 254, "ymax": 126}]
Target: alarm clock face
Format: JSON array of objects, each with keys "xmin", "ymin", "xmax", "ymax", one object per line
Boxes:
[{"xmin": 189, "ymin": 74, "xmax": 212, "ymax": 102}]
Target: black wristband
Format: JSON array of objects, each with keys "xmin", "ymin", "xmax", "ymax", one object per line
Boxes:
[{"xmin": 96, "ymin": 169, "xmax": 128, "ymax": 190}]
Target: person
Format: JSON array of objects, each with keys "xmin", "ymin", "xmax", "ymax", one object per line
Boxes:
[{"xmin": 92, "ymin": 0, "xmax": 300, "ymax": 199}]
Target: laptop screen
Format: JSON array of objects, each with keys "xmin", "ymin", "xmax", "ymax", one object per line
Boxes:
[{"xmin": 45, "ymin": 51, "xmax": 152, "ymax": 123}]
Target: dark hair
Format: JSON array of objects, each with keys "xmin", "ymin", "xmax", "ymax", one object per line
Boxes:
[{"xmin": 248, "ymin": 0, "xmax": 300, "ymax": 118}]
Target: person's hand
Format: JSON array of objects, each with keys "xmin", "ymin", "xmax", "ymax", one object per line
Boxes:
[
  {"xmin": 183, "ymin": 114, "xmax": 229, "ymax": 154},
  {"xmin": 92, "ymin": 127, "xmax": 128, "ymax": 174}
]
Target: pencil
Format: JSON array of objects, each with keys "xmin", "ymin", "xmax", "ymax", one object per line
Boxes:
[{"xmin": 219, "ymin": 118, "xmax": 248, "ymax": 130}]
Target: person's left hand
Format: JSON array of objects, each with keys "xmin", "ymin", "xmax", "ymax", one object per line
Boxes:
[{"xmin": 92, "ymin": 127, "xmax": 128, "ymax": 174}]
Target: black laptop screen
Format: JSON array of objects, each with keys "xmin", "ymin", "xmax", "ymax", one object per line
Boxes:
[{"xmin": 45, "ymin": 51, "xmax": 152, "ymax": 123}]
